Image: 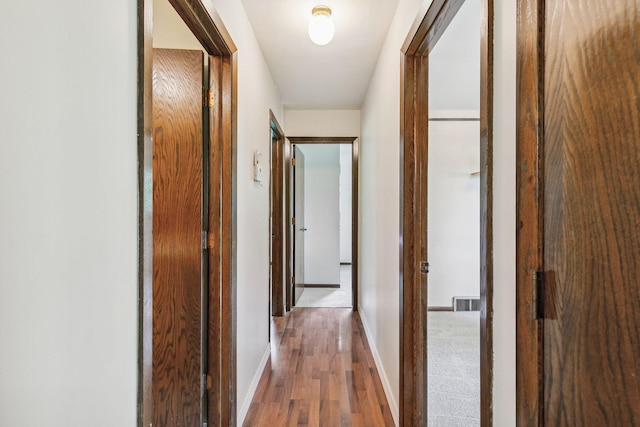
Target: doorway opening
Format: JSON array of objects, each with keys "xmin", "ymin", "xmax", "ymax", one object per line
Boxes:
[
  {"xmin": 289, "ymin": 143, "xmax": 353, "ymax": 308},
  {"xmin": 138, "ymin": 0, "xmax": 238, "ymax": 425},
  {"xmin": 281, "ymin": 137, "xmax": 359, "ymax": 312},
  {"xmin": 426, "ymin": 0, "xmax": 482, "ymax": 424},
  {"xmin": 427, "ymin": 0, "xmax": 480, "ymax": 427},
  {"xmin": 400, "ymin": 0, "xmax": 493, "ymax": 425}
]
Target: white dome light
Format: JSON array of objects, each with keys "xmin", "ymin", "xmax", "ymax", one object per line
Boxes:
[{"xmin": 308, "ymin": 6, "xmax": 335, "ymax": 46}]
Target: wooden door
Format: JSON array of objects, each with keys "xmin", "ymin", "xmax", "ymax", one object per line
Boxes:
[
  {"xmin": 152, "ymin": 48, "xmax": 204, "ymax": 426},
  {"xmin": 270, "ymin": 124, "xmax": 284, "ymax": 316},
  {"xmin": 293, "ymin": 146, "xmax": 306, "ymax": 304},
  {"xmin": 517, "ymin": 1, "xmax": 640, "ymax": 425}
]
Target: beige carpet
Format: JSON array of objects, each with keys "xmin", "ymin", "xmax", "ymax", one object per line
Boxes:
[{"xmin": 428, "ymin": 311, "xmax": 480, "ymax": 426}]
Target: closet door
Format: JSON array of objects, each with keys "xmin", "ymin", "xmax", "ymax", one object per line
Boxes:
[{"xmin": 152, "ymin": 48, "xmax": 204, "ymax": 427}]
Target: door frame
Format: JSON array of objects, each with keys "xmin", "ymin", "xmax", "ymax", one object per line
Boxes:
[
  {"xmin": 269, "ymin": 111, "xmax": 285, "ymax": 316},
  {"xmin": 138, "ymin": 1, "xmax": 238, "ymax": 425},
  {"xmin": 284, "ymin": 136, "xmax": 360, "ymax": 311},
  {"xmin": 515, "ymin": 0, "xmax": 542, "ymax": 424},
  {"xmin": 400, "ymin": 0, "xmax": 494, "ymax": 425}
]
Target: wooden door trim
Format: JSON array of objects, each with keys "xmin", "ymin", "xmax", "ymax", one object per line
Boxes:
[
  {"xmin": 479, "ymin": 0, "xmax": 494, "ymax": 424},
  {"xmin": 285, "ymin": 136, "xmax": 359, "ymax": 312},
  {"xmin": 270, "ymin": 110, "xmax": 285, "ymax": 316},
  {"xmin": 515, "ymin": 0, "xmax": 543, "ymax": 424},
  {"xmin": 138, "ymin": 1, "xmax": 238, "ymax": 426},
  {"xmin": 400, "ymin": 0, "xmax": 494, "ymax": 425},
  {"xmin": 284, "ymin": 136, "xmax": 292, "ymax": 311}
]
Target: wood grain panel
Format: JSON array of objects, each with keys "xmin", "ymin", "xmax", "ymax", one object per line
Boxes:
[
  {"xmin": 400, "ymin": 53, "xmax": 429, "ymax": 426},
  {"xmin": 243, "ymin": 308, "xmax": 394, "ymax": 426},
  {"xmin": 402, "ymin": 0, "xmax": 465, "ymax": 56},
  {"xmin": 542, "ymin": 0, "xmax": 640, "ymax": 424},
  {"xmin": 168, "ymin": 0, "xmax": 236, "ymax": 56},
  {"xmin": 479, "ymin": 0, "xmax": 494, "ymax": 424},
  {"xmin": 285, "ymin": 138, "xmax": 292, "ymax": 312},
  {"xmin": 287, "ymin": 137, "xmax": 358, "ymax": 144},
  {"xmin": 207, "ymin": 50, "xmax": 237, "ymax": 427},
  {"xmin": 208, "ymin": 54, "xmax": 223, "ymax": 426},
  {"xmin": 220, "ymin": 53, "xmax": 237, "ymax": 426},
  {"xmin": 516, "ymin": 0, "xmax": 545, "ymax": 424},
  {"xmin": 152, "ymin": 48, "xmax": 204, "ymax": 427}
]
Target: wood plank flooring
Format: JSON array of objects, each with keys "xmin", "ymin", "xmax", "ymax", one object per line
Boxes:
[{"xmin": 243, "ymin": 308, "xmax": 395, "ymax": 426}]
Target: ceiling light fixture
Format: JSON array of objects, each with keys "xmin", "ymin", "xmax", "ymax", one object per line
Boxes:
[{"xmin": 308, "ymin": 5, "xmax": 335, "ymax": 46}]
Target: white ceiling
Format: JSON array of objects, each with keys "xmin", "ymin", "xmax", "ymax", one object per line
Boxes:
[{"xmin": 240, "ymin": 0, "xmax": 400, "ymax": 109}]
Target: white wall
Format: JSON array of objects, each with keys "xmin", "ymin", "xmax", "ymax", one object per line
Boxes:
[
  {"xmin": 429, "ymin": 0, "xmax": 481, "ymax": 111},
  {"xmin": 153, "ymin": 0, "xmax": 203, "ymax": 49},
  {"xmin": 359, "ymin": 0, "xmax": 426, "ymax": 422},
  {"xmin": 298, "ymin": 145, "xmax": 341, "ymax": 284},
  {"xmin": 428, "ymin": 0, "xmax": 481, "ymax": 311},
  {"xmin": 0, "ymin": 0, "xmax": 285, "ymax": 424},
  {"xmin": 284, "ymin": 110, "xmax": 359, "ymax": 271},
  {"xmin": 492, "ymin": 1, "xmax": 517, "ymax": 425},
  {"xmin": 340, "ymin": 145, "xmax": 353, "ymax": 263},
  {"xmin": 285, "ymin": 110, "xmax": 361, "ymax": 137},
  {"xmin": 427, "ymin": 114, "xmax": 480, "ymax": 307},
  {"xmin": 0, "ymin": 1, "xmax": 138, "ymax": 426},
  {"xmin": 0, "ymin": 2, "xmax": 517, "ymax": 426},
  {"xmin": 207, "ymin": 0, "xmax": 284, "ymax": 422}
]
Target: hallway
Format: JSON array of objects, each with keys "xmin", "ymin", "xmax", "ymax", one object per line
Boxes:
[
  {"xmin": 295, "ymin": 265, "xmax": 353, "ymax": 308},
  {"xmin": 243, "ymin": 308, "xmax": 394, "ymax": 426}
]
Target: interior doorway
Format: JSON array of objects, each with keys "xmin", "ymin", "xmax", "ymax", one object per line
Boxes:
[
  {"xmin": 276, "ymin": 136, "xmax": 359, "ymax": 312},
  {"xmin": 138, "ymin": 0, "xmax": 238, "ymax": 425},
  {"xmin": 289, "ymin": 143, "xmax": 353, "ymax": 308},
  {"xmin": 426, "ymin": 0, "xmax": 482, "ymax": 424},
  {"xmin": 400, "ymin": 0, "xmax": 493, "ymax": 425}
]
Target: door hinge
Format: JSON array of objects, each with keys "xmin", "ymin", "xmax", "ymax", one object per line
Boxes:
[
  {"xmin": 202, "ymin": 230, "xmax": 215, "ymax": 250},
  {"xmin": 291, "ymin": 276, "xmax": 295, "ymax": 284},
  {"xmin": 420, "ymin": 261, "xmax": 430, "ymax": 274},
  {"xmin": 533, "ymin": 270, "xmax": 544, "ymax": 320},
  {"xmin": 292, "ymin": 158, "xmax": 296, "ymax": 166},
  {"xmin": 291, "ymin": 217, "xmax": 296, "ymax": 225},
  {"xmin": 206, "ymin": 373, "xmax": 213, "ymax": 390},
  {"xmin": 201, "ymin": 373, "xmax": 213, "ymax": 398},
  {"xmin": 204, "ymin": 89, "xmax": 215, "ymax": 108}
]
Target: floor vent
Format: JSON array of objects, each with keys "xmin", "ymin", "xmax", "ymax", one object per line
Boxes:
[{"xmin": 453, "ymin": 297, "xmax": 480, "ymax": 312}]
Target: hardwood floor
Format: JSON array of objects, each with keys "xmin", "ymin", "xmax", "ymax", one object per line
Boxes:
[{"xmin": 243, "ymin": 308, "xmax": 395, "ymax": 426}]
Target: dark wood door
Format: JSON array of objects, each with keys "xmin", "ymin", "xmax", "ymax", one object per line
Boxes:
[
  {"xmin": 518, "ymin": 1, "xmax": 640, "ymax": 425},
  {"xmin": 270, "ymin": 126, "xmax": 284, "ymax": 316},
  {"xmin": 152, "ymin": 48, "xmax": 204, "ymax": 427},
  {"xmin": 293, "ymin": 146, "xmax": 306, "ymax": 304}
]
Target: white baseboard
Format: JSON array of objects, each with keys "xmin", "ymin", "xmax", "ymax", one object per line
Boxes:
[
  {"xmin": 358, "ymin": 310, "xmax": 399, "ymax": 426},
  {"xmin": 237, "ymin": 344, "xmax": 271, "ymax": 425}
]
